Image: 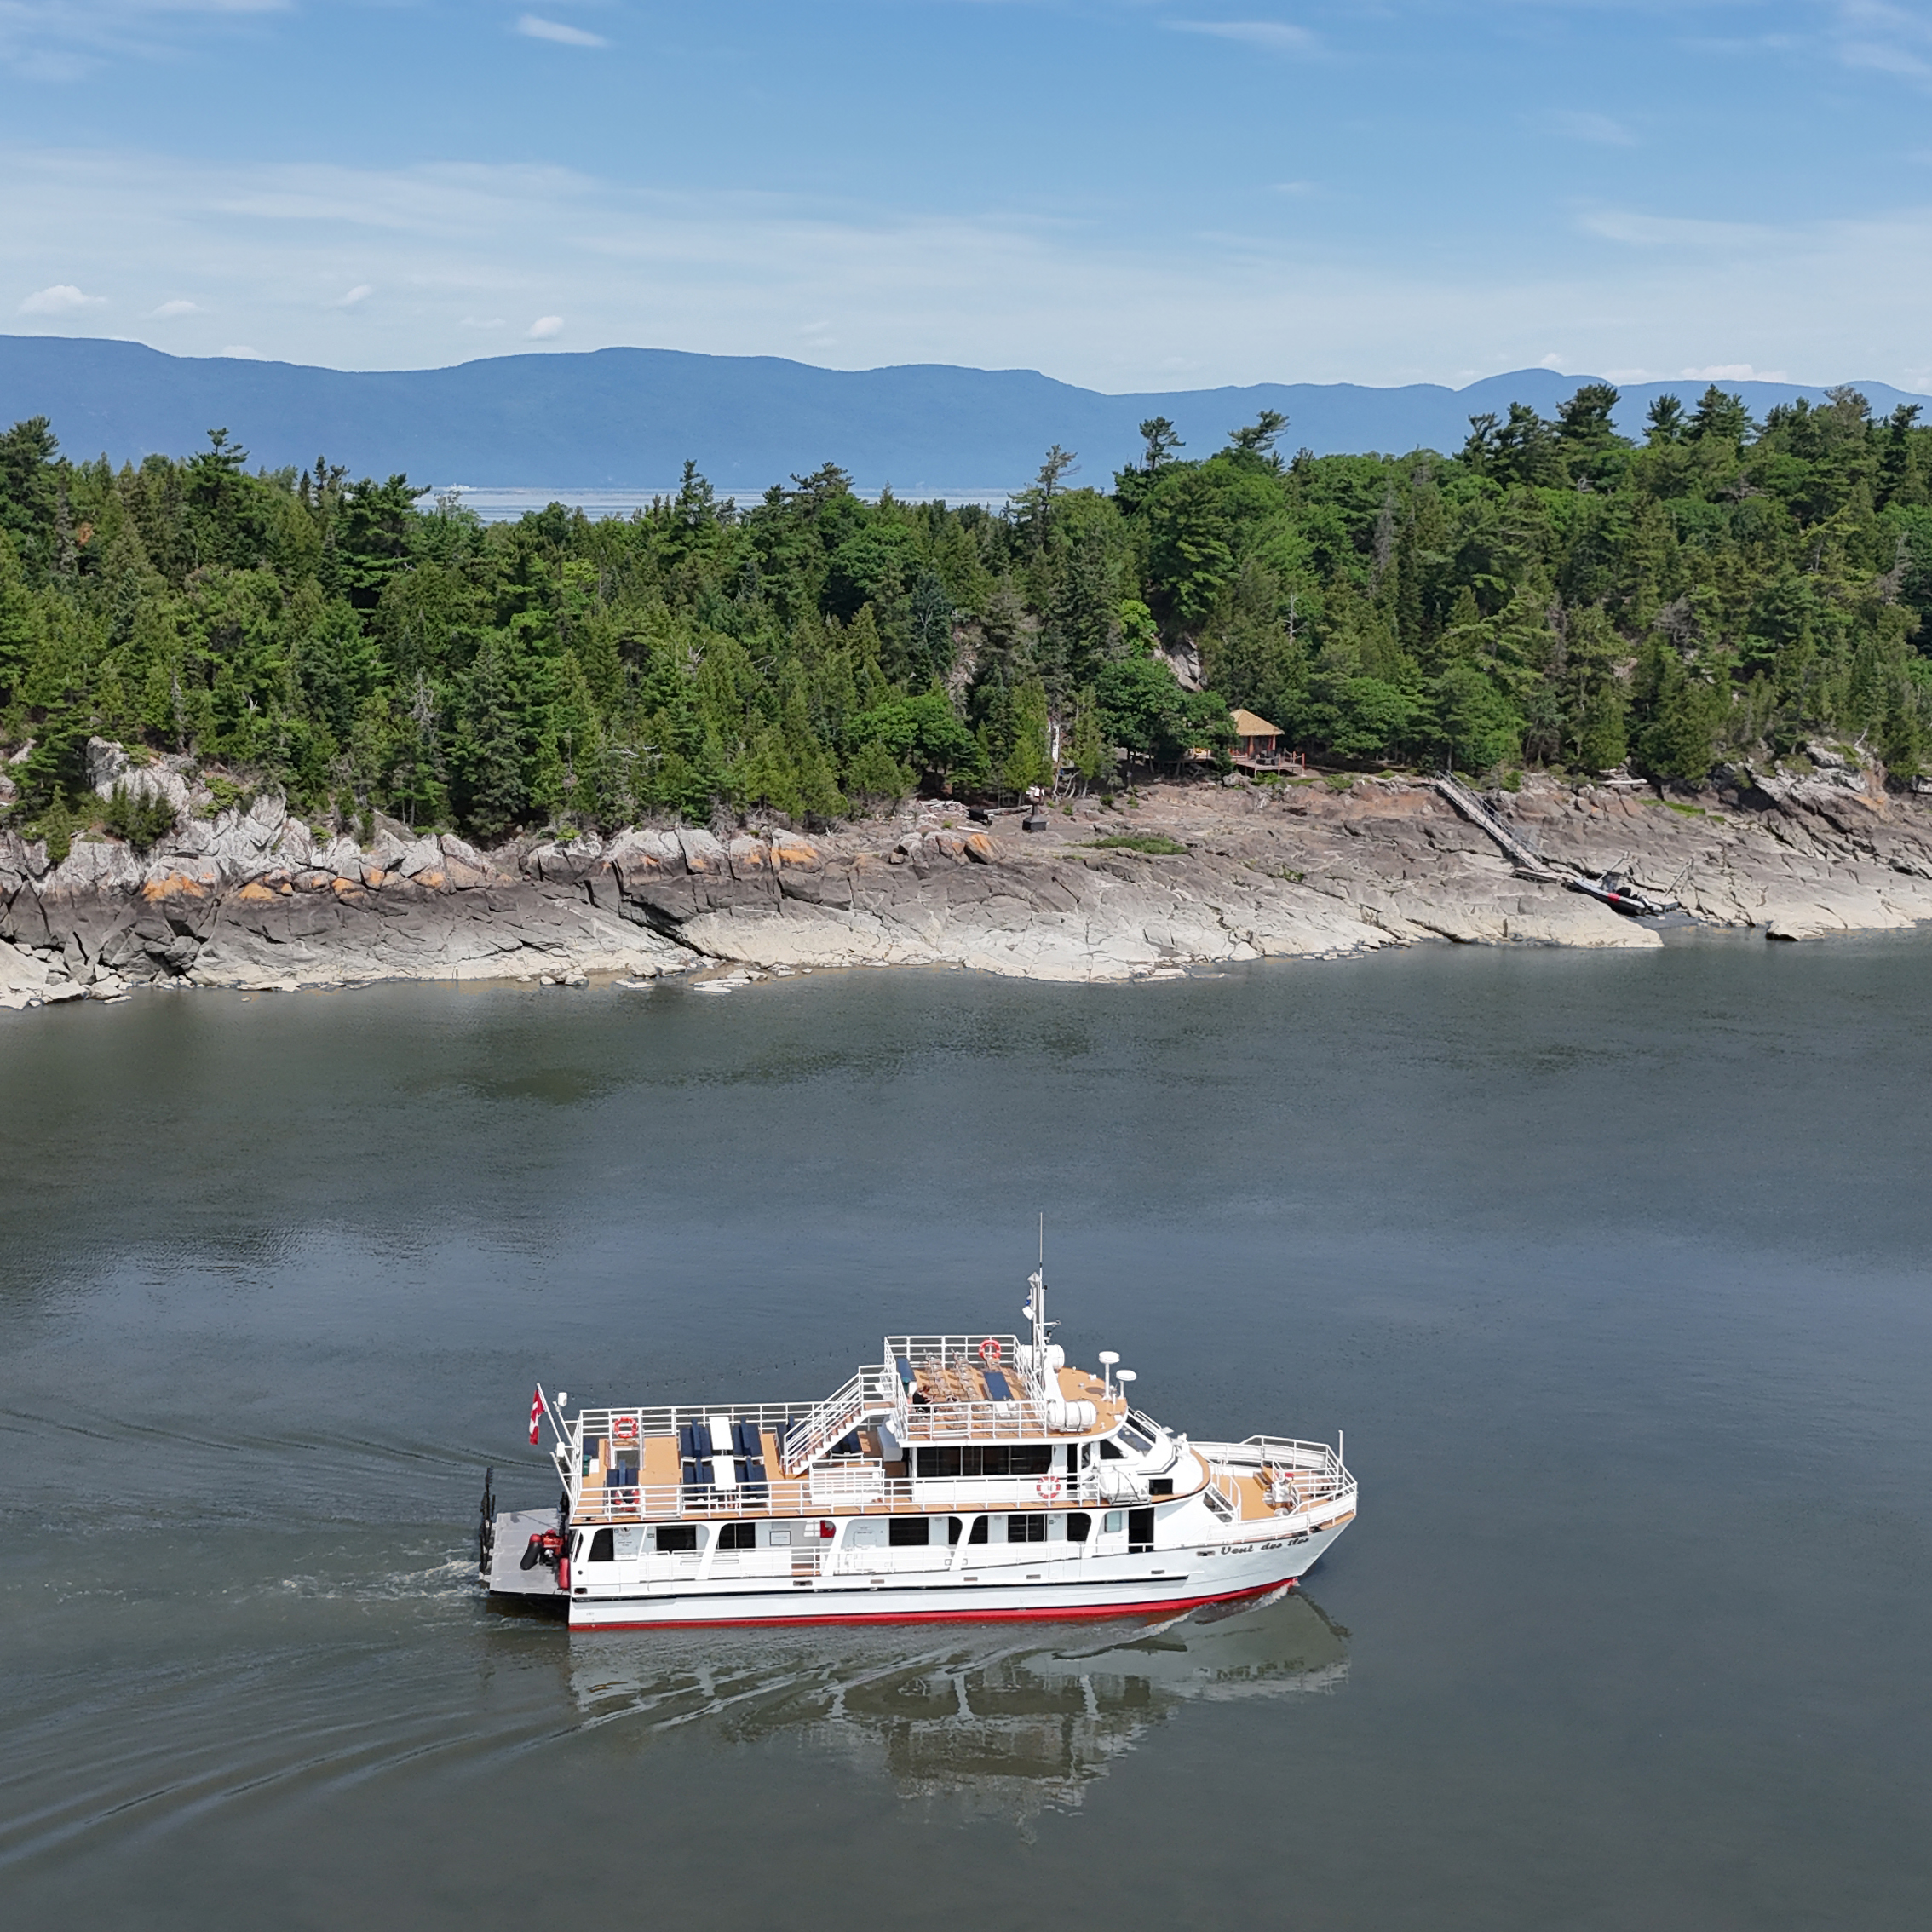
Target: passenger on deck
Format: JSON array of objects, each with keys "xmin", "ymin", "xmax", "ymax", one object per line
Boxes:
[{"xmin": 911, "ymin": 1383, "xmax": 930, "ymax": 1406}]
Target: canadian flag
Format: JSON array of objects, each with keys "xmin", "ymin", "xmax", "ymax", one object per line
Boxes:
[{"xmin": 528, "ymin": 1386, "xmax": 544, "ymax": 1446}]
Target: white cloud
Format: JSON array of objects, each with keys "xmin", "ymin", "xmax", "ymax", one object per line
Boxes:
[
  {"xmin": 0, "ymin": 0, "xmax": 295, "ymax": 82},
  {"xmin": 151, "ymin": 297, "xmax": 200, "ymax": 317},
  {"xmin": 3, "ymin": 146, "xmax": 1930, "ymax": 394},
  {"xmin": 1536, "ymin": 352, "xmax": 1567, "ymax": 370},
  {"xmin": 1834, "ymin": 0, "xmax": 1932, "ymax": 85},
  {"xmin": 526, "ymin": 314, "xmax": 565, "ymax": 339},
  {"xmin": 1169, "ymin": 20, "xmax": 1318, "ymax": 55},
  {"xmin": 1681, "ymin": 362, "xmax": 1790, "ymax": 382},
  {"xmin": 1539, "ymin": 110, "xmax": 1636, "ymax": 147},
  {"xmin": 334, "ymin": 283, "xmax": 374, "ymax": 307},
  {"xmin": 516, "ymin": 15, "xmax": 609, "ymax": 49},
  {"xmin": 19, "ymin": 282, "xmax": 105, "ymax": 313}
]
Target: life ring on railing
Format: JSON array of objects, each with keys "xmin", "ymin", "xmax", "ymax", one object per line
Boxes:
[
  {"xmin": 978, "ymin": 1337, "xmax": 1003, "ymax": 1365},
  {"xmin": 612, "ymin": 1415, "xmax": 640, "ymax": 1444},
  {"xmin": 1035, "ymin": 1476, "xmax": 1063, "ymax": 1504}
]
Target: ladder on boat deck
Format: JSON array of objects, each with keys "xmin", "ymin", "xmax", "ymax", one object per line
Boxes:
[
  {"xmin": 780, "ymin": 1366, "xmax": 898, "ymax": 1476},
  {"xmin": 1431, "ymin": 773, "xmax": 1567, "ymax": 883}
]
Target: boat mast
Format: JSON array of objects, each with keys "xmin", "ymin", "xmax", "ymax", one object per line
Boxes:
[{"xmin": 1027, "ymin": 1211, "xmax": 1048, "ymax": 1364}]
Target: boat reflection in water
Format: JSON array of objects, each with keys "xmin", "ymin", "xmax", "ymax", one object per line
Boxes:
[{"xmin": 566, "ymin": 1585, "xmax": 1348, "ymax": 1819}]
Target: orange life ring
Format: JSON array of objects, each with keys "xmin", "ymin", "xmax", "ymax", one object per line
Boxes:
[
  {"xmin": 1035, "ymin": 1476, "xmax": 1063, "ymax": 1504},
  {"xmin": 978, "ymin": 1337, "xmax": 1002, "ymax": 1365},
  {"xmin": 612, "ymin": 1414, "xmax": 640, "ymax": 1444}
]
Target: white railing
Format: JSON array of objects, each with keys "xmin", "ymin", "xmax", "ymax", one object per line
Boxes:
[
  {"xmin": 883, "ymin": 1333, "xmax": 1044, "ymax": 1400},
  {"xmin": 780, "ymin": 1365, "xmax": 898, "ymax": 1475},
  {"xmin": 575, "ymin": 1400, "xmax": 811, "ymax": 1444},
  {"xmin": 571, "ymin": 1468, "xmax": 1141, "ymax": 1526},
  {"xmin": 885, "ymin": 1332, "xmax": 1026, "ymax": 1369},
  {"xmin": 1193, "ymin": 1435, "xmax": 1355, "ymax": 1515},
  {"xmin": 897, "ymin": 1397, "xmax": 1052, "ymax": 1442}
]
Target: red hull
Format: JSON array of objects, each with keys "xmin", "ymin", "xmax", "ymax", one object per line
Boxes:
[{"xmin": 568, "ymin": 1576, "xmax": 1293, "ymax": 1634}]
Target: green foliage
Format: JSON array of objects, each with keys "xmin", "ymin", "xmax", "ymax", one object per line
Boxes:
[
  {"xmin": 2, "ymin": 380, "xmax": 1928, "ymax": 851},
  {"xmin": 1085, "ymin": 833, "xmax": 1188, "ymax": 854},
  {"xmin": 101, "ymin": 781, "xmax": 178, "ymax": 853}
]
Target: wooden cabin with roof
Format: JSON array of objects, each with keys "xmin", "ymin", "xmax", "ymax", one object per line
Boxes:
[{"xmin": 1230, "ymin": 709, "xmax": 1302, "ymax": 773}]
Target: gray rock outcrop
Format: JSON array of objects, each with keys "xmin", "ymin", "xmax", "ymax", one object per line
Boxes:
[{"xmin": 9, "ymin": 745, "xmax": 1932, "ymax": 1011}]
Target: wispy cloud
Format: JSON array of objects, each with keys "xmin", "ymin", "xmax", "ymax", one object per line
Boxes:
[
  {"xmin": 1834, "ymin": 1, "xmax": 1932, "ymax": 85},
  {"xmin": 0, "ymin": 0, "xmax": 293, "ymax": 81},
  {"xmin": 151, "ymin": 297, "xmax": 200, "ymax": 317},
  {"xmin": 19, "ymin": 282, "xmax": 105, "ymax": 313},
  {"xmin": 4, "ymin": 146, "xmax": 1931, "ymax": 394},
  {"xmin": 1682, "ymin": 362, "xmax": 1790, "ymax": 382},
  {"xmin": 526, "ymin": 314, "xmax": 564, "ymax": 339},
  {"xmin": 1538, "ymin": 109, "xmax": 1636, "ymax": 147},
  {"xmin": 516, "ymin": 15, "xmax": 609, "ymax": 49},
  {"xmin": 1169, "ymin": 20, "xmax": 1318, "ymax": 55},
  {"xmin": 333, "ymin": 283, "xmax": 374, "ymax": 307},
  {"xmin": 1583, "ymin": 209, "xmax": 1775, "ymax": 250}
]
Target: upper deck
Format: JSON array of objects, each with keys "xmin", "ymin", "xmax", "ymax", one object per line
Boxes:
[{"xmin": 549, "ymin": 1319, "xmax": 1352, "ymax": 1538}]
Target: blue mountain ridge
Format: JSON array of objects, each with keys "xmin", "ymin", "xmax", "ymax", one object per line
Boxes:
[{"xmin": 3, "ymin": 335, "xmax": 1925, "ymax": 497}]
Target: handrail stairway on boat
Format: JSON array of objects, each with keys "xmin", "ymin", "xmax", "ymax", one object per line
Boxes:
[{"xmin": 779, "ymin": 1365, "xmax": 898, "ymax": 1476}]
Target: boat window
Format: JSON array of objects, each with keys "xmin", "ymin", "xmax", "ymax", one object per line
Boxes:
[
  {"xmin": 655, "ymin": 1524, "xmax": 699, "ymax": 1553},
  {"xmin": 1127, "ymin": 1507, "xmax": 1155, "ymax": 1554},
  {"xmin": 888, "ymin": 1518, "xmax": 930, "ymax": 1547},
  {"xmin": 1008, "ymin": 1514, "xmax": 1046, "ymax": 1544},
  {"xmin": 1067, "ymin": 1512, "xmax": 1092, "ymax": 1544},
  {"xmin": 969, "ymin": 1515, "xmax": 988, "ymax": 1544},
  {"xmin": 914, "ymin": 1444, "xmax": 1054, "ymax": 1478},
  {"xmin": 1103, "ymin": 1510, "xmax": 1123, "ymax": 1534},
  {"xmin": 1098, "ymin": 1440, "xmax": 1124, "ymax": 1460},
  {"xmin": 718, "ymin": 1522, "xmax": 756, "ymax": 1550},
  {"xmin": 1149, "ymin": 1479, "xmax": 1174, "ymax": 1498},
  {"xmin": 588, "ymin": 1528, "xmax": 616, "ymax": 1562},
  {"xmin": 1117, "ymin": 1418, "xmax": 1156, "ymax": 1455}
]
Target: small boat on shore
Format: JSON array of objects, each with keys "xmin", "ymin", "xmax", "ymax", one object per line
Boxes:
[
  {"xmin": 1566, "ymin": 871, "xmax": 1680, "ymax": 917},
  {"xmin": 480, "ymin": 1261, "xmax": 1357, "ymax": 1630}
]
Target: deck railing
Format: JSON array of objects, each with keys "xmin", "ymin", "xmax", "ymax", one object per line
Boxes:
[
  {"xmin": 571, "ymin": 1468, "xmax": 1118, "ymax": 1525},
  {"xmin": 779, "ymin": 1366, "xmax": 898, "ymax": 1475},
  {"xmin": 1195, "ymin": 1435, "xmax": 1355, "ymax": 1511},
  {"xmin": 896, "ymin": 1397, "xmax": 1053, "ymax": 1442}
]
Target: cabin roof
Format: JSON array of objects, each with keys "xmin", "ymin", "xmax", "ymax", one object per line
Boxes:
[{"xmin": 1231, "ymin": 708, "xmax": 1281, "ymax": 738}]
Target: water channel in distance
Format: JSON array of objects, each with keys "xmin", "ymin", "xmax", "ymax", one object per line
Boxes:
[{"xmin": 3, "ymin": 930, "xmax": 1929, "ymax": 1929}]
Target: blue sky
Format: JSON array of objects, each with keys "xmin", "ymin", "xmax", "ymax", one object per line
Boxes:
[{"xmin": 3, "ymin": 2, "xmax": 1930, "ymax": 391}]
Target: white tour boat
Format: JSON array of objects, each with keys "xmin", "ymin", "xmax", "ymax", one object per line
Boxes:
[{"xmin": 480, "ymin": 1262, "xmax": 1357, "ymax": 1630}]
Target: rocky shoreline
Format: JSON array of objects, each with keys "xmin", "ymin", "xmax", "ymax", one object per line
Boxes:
[{"xmin": 7, "ymin": 741, "xmax": 1932, "ymax": 1012}]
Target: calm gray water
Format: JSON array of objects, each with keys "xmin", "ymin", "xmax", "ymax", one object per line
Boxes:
[{"xmin": 3, "ymin": 937, "xmax": 1929, "ymax": 1929}]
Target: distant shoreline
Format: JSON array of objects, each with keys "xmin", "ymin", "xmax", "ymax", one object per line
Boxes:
[{"xmin": 9, "ymin": 766, "xmax": 1932, "ymax": 1014}]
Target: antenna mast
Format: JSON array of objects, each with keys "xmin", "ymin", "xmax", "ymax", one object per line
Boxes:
[{"xmin": 1027, "ymin": 1212, "xmax": 1047, "ymax": 1360}]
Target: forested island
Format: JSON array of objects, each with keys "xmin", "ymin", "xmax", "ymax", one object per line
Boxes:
[{"xmin": 2, "ymin": 381, "xmax": 1929, "ymax": 860}]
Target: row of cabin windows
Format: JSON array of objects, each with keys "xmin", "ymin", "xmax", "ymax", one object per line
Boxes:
[
  {"xmin": 911, "ymin": 1445, "xmax": 1057, "ymax": 1478},
  {"xmin": 586, "ymin": 1509, "xmax": 1144, "ymax": 1562}
]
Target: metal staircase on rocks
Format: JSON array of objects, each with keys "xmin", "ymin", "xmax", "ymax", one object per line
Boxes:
[{"xmin": 1431, "ymin": 773, "xmax": 1567, "ymax": 882}]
